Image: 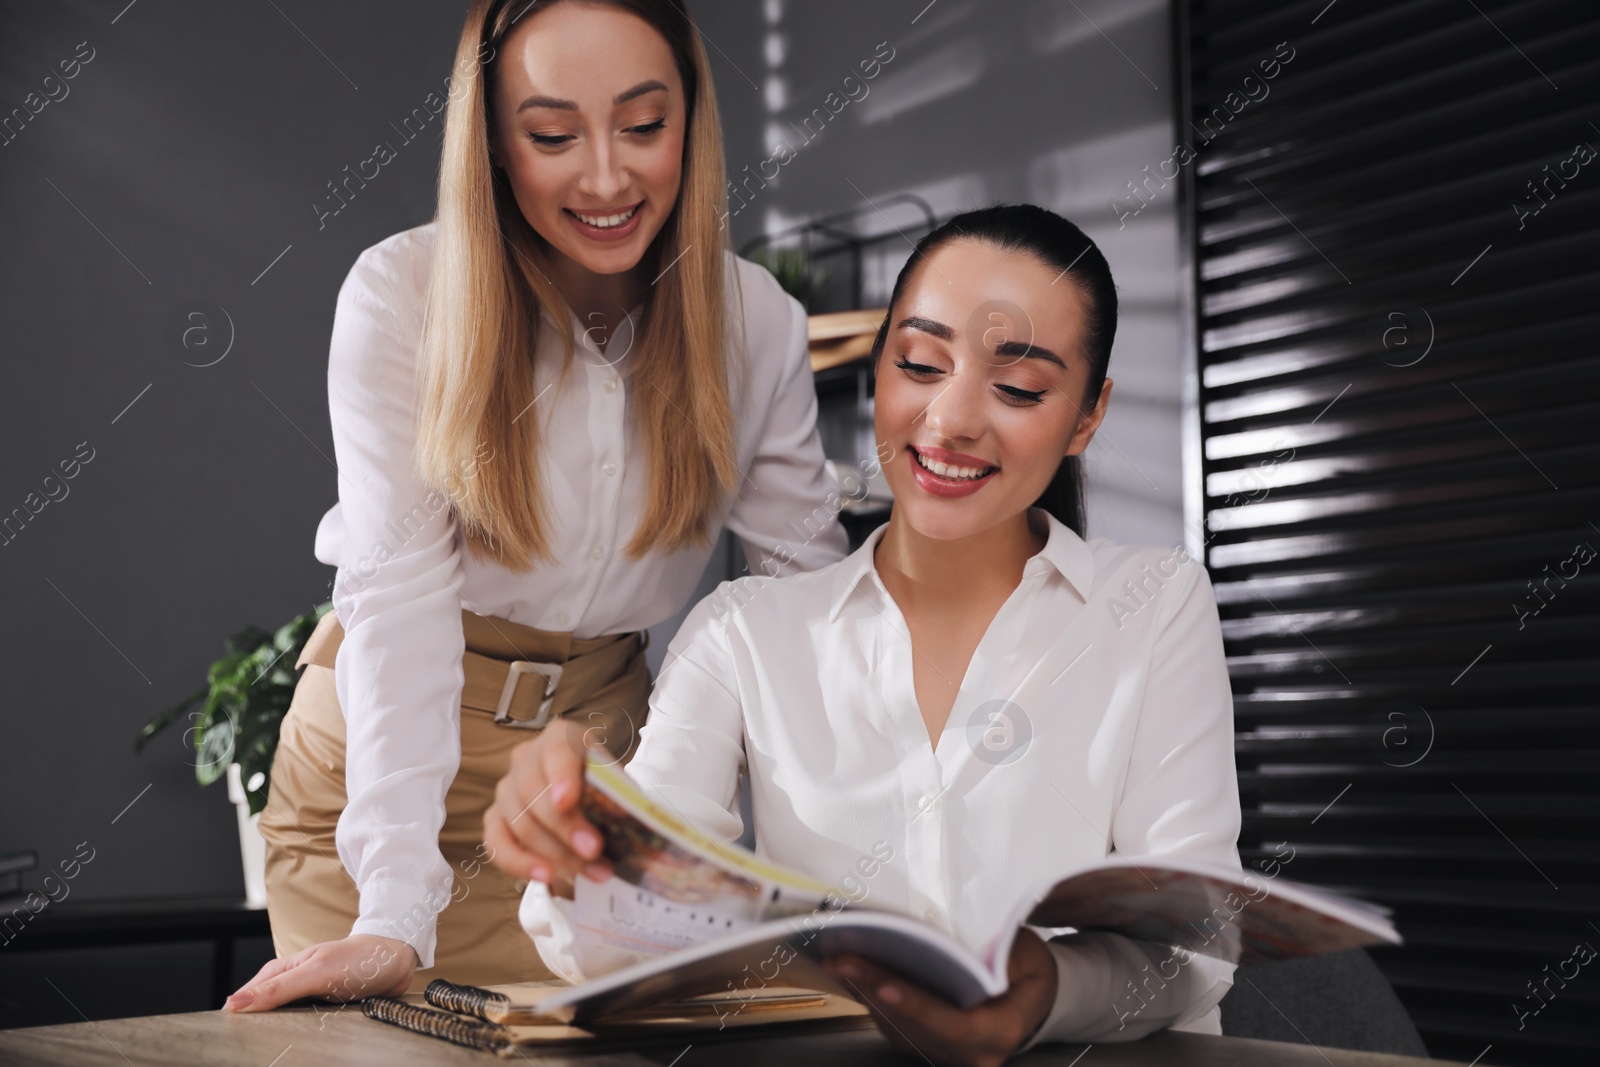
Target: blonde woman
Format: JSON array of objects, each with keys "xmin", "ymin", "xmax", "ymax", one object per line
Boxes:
[{"xmin": 229, "ymin": 0, "xmax": 847, "ymax": 1012}]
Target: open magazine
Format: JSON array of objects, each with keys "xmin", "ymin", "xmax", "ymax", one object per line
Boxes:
[{"xmin": 532, "ymin": 759, "xmax": 1401, "ymax": 1024}]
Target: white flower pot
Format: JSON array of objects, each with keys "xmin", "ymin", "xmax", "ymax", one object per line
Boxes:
[{"xmin": 226, "ymin": 763, "xmax": 268, "ymax": 907}]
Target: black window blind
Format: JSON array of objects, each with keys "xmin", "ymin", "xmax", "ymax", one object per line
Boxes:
[{"xmin": 1175, "ymin": 1, "xmax": 1599, "ymax": 1063}]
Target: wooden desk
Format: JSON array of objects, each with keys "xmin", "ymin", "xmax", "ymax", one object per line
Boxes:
[{"xmin": 0, "ymin": 1004, "xmax": 1465, "ymax": 1066}]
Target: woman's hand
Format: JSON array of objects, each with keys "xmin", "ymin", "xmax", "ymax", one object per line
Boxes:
[
  {"xmin": 483, "ymin": 717, "xmax": 612, "ymax": 898},
  {"xmin": 821, "ymin": 926, "xmax": 1059, "ymax": 1067},
  {"xmin": 223, "ymin": 934, "xmax": 417, "ymax": 1012}
]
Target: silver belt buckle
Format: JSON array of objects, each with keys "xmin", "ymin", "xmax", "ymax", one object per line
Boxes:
[{"xmin": 495, "ymin": 661, "xmax": 564, "ymax": 729}]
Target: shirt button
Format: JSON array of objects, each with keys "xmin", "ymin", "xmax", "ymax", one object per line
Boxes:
[
  {"xmin": 603, "ymin": 376, "xmax": 619, "ymax": 393},
  {"xmin": 923, "ymin": 907, "xmax": 939, "ymax": 923},
  {"xmin": 918, "ymin": 794, "xmax": 935, "ymax": 811},
  {"xmin": 602, "ymin": 461, "xmax": 617, "ymax": 477},
  {"xmin": 513, "ymin": 879, "xmax": 529, "ymax": 893},
  {"xmin": 591, "ymin": 543, "xmax": 605, "ymax": 559},
  {"xmin": 554, "ymin": 611, "xmax": 570, "ymax": 628}
]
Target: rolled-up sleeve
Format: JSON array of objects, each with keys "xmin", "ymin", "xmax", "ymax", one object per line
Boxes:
[
  {"xmin": 1025, "ymin": 555, "xmax": 1242, "ymax": 1048},
  {"xmin": 323, "ymin": 248, "xmax": 465, "ymax": 969}
]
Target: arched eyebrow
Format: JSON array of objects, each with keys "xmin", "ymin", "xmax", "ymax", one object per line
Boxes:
[
  {"xmin": 896, "ymin": 315, "xmax": 1065, "ymax": 368},
  {"xmin": 894, "ymin": 315, "xmax": 954, "ymax": 341},
  {"xmin": 993, "ymin": 338, "xmax": 1065, "ymax": 368},
  {"xmin": 517, "ymin": 80, "xmax": 668, "ymax": 113}
]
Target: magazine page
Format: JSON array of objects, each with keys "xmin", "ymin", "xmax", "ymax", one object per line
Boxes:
[
  {"xmin": 572, "ymin": 761, "xmax": 837, "ymax": 962},
  {"xmin": 540, "ymin": 761, "xmax": 1004, "ymax": 1022},
  {"xmin": 538, "ymin": 910, "xmax": 1001, "ymax": 1023},
  {"xmin": 1011, "ymin": 855, "xmax": 1401, "ymax": 967}
]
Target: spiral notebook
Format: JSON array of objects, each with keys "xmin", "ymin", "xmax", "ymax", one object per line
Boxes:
[{"xmin": 362, "ymin": 978, "xmax": 871, "ymax": 1056}]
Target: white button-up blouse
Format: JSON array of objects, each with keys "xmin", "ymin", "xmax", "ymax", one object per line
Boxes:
[
  {"xmin": 314, "ymin": 221, "xmax": 849, "ymax": 968},
  {"xmin": 523, "ymin": 507, "xmax": 1243, "ymax": 1044}
]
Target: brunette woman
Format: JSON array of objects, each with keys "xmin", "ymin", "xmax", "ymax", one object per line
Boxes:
[{"xmin": 489, "ymin": 204, "xmax": 1243, "ymax": 1062}]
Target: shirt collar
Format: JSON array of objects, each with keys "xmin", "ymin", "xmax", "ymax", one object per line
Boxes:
[
  {"xmin": 539, "ymin": 300, "xmax": 647, "ymax": 330},
  {"xmin": 826, "ymin": 507, "xmax": 1096, "ymax": 623},
  {"xmin": 539, "ymin": 300, "xmax": 648, "ymax": 364}
]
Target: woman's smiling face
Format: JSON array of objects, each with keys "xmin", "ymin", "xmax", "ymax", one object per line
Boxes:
[
  {"xmin": 488, "ymin": 1, "xmax": 686, "ymax": 277},
  {"xmin": 874, "ymin": 239, "xmax": 1113, "ymax": 542}
]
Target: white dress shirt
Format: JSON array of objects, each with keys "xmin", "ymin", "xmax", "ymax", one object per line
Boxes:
[
  {"xmin": 313, "ymin": 220, "xmax": 849, "ymax": 968},
  {"xmin": 522, "ymin": 507, "xmax": 1243, "ymax": 1045}
]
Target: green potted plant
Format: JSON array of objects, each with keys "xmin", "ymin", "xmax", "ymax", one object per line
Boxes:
[
  {"xmin": 136, "ymin": 602, "xmax": 333, "ymax": 905},
  {"xmin": 749, "ymin": 245, "xmax": 830, "ymax": 313}
]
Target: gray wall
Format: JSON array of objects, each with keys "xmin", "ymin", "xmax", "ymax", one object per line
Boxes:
[
  {"xmin": 0, "ymin": 0, "xmax": 1181, "ymax": 917},
  {"xmin": 709, "ymin": 0, "xmax": 1184, "ymax": 546},
  {"xmin": 2, "ymin": 0, "xmax": 502, "ymax": 908}
]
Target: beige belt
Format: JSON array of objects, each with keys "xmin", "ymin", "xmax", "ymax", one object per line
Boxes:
[{"xmin": 296, "ymin": 609, "xmax": 647, "ymax": 730}]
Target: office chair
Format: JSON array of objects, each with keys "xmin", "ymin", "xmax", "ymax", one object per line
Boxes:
[{"xmin": 1220, "ymin": 949, "xmax": 1429, "ymax": 1057}]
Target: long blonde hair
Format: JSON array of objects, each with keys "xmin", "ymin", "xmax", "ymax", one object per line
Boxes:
[{"xmin": 417, "ymin": 0, "xmax": 738, "ymax": 568}]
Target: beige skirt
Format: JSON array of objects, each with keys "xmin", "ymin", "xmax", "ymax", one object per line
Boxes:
[{"xmin": 256, "ymin": 609, "xmax": 651, "ymax": 992}]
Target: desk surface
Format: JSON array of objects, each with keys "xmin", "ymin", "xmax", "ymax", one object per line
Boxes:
[{"xmin": 0, "ymin": 1005, "xmax": 1462, "ymax": 1066}]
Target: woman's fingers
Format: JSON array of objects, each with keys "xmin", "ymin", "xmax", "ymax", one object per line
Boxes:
[
  {"xmin": 516, "ymin": 805, "xmax": 612, "ymax": 895},
  {"xmin": 493, "ymin": 784, "xmax": 598, "ymax": 892},
  {"xmin": 537, "ymin": 723, "xmax": 607, "ymax": 863},
  {"xmin": 224, "ymin": 936, "xmax": 415, "ymax": 1013},
  {"xmin": 229, "ymin": 950, "xmax": 303, "ymax": 1005},
  {"xmin": 226, "ymin": 947, "xmax": 345, "ymax": 1013},
  {"xmin": 483, "ymin": 801, "xmax": 548, "ymax": 881},
  {"xmin": 486, "ymin": 724, "xmax": 611, "ymax": 897},
  {"xmin": 825, "ymin": 954, "xmax": 949, "ymax": 1028},
  {"xmin": 493, "ymin": 764, "xmax": 591, "ymax": 881},
  {"xmin": 226, "ymin": 954, "xmax": 335, "ymax": 1012},
  {"xmin": 822, "ymin": 954, "xmax": 1021, "ymax": 1067}
]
